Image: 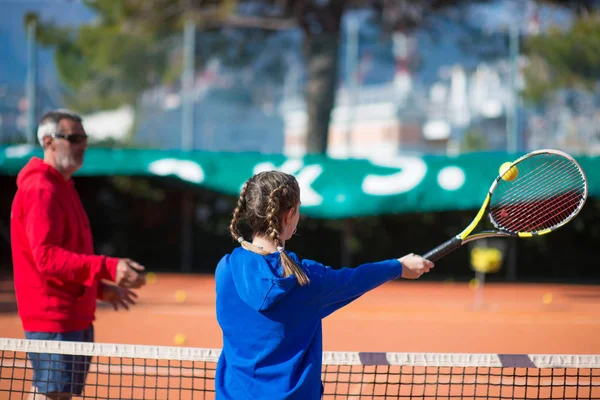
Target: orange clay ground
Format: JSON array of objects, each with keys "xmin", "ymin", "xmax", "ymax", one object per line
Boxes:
[{"xmin": 1, "ymin": 274, "xmax": 598, "ymax": 354}]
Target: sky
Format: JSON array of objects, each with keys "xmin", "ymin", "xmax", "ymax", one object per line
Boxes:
[{"xmin": 0, "ymin": 0, "xmax": 95, "ymax": 86}]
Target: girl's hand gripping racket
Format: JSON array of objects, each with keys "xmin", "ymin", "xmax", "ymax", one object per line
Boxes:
[{"xmin": 423, "ymin": 149, "xmax": 588, "ymax": 262}]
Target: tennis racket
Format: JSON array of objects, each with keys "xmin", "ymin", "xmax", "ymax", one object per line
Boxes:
[{"xmin": 423, "ymin": 149, "xmax": 588, "ymax": 262}]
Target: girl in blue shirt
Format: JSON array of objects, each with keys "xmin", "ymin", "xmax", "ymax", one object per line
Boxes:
[{"xmin": 215, "ymin": 171, "xmax": 433, "ymax": 399}]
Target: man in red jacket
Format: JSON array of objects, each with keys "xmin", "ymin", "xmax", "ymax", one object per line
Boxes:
[{"xmin": 10, "ymin": 109, "xmax": 146, "ymax": 400}]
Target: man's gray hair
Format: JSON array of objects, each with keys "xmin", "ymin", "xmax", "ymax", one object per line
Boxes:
[{"xmin": 37, "ymin": 109, "xmax": 83, "ymax": 147}]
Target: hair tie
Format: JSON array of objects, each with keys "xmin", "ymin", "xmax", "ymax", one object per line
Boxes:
[
  {"xmin": 237, "ymin": 236, "xmax": 245, "ymax": 244},
  {"xmin": 276, "ymin": 246, "xmax": 284, "ymax": 253}
]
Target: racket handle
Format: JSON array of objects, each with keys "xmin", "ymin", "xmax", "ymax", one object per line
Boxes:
[{"xmin": 422, "ymin": 237, "xmax": 463, "ymax": 262}]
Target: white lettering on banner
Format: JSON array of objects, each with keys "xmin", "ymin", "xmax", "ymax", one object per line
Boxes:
[
  {"xmin": 362, "ymin": 156, "xmax": 427, "ymax": 195},
  {"xmin": 4, "ymin": 144, "xmax": 34, "ymax": 158},
  {"xmin": 148, "ymin": 159, "xmax": 205, "ymax": 183},
  {"xmin": 437, "ymin": 166, "xmax": 466, "ymax": 191},
  {"xmin": 253, "ymin": 161, "xmax": 324, "ymax": 206}
]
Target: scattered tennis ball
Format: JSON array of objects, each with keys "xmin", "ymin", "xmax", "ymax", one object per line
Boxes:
[
  {"xmin": 542, "ymin": 292, "xmax": 553, "ymax": 305},
  {"xmin": 146, "ymin": 272, "xmax": 157, "ymax": 285},
  {"xmin": 499, "ymin": 162, "xmax": 519, "ymax": 181},
  {"xmin": 468, "ymin": 278, "xmax": 481, "ymax": 290},
  {"xmin": 174, "ymin": 333, "xmax": 187, "ymax": 345},
  {"xmin": 175, "ymin": 290, "xmax": 188, "ymax": 303}
]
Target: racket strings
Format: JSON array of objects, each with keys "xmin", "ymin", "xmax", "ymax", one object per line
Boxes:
[
  {"xmin": 524, "ymin": 192, "xmax": 585, "ymax": 231},
  {"xmin": 494, "ymin": 157, "xmax": 583, "ymax": 204},
  {"xmin": 493, "ymin": 164, "xmax": 583, "ymax": 223},
  {"xmin": 493, "ymin": 196, "xmax": 570, "ymax": 233},
  {"xmin": 493, "ymin": 191, "xmax": 582, "ymax": 234},
  {"xmin": 494, "ymin": 174, "xmax": 575, "ymax": 223},
  {"xmin": 492, "ymin": 178, "xmax": 585, "ymax": 232},
  {"xmin": 493, "ymin": 161, "xmax": 580, "ymax": 216},
  {"xmin": 492, "ymin": 191, "xmax": 583, "ymax": 233},
  {"xmin": 490, "ymin": 156, "xmax": 586, "ymax": 233},
  {"xmin": 492, "ymin": 186, "xmax": 585, "ymax": 233},
  {"xmin": 494, "ymin": 159, "xmax": 572, "ymax": 205},
  {"xmin": 521, "ymin": 192, "xmax": 583, "ymax": 231}
]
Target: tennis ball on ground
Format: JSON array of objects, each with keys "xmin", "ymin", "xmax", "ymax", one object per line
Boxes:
[
  {"xmin": 175, "ymin": 290, "xmax": 188, "ymax": 303},
  {"xmin": 499, "ymin": 162, "xmax": 519, "ymax": 181},
  {"xmin": 146, "ymin": 272, "xmax": 157, "ymax": 285},
  {"xmin": 468, "ymin": 278, "xmax": 481, "ymax": 290},
  {"xmin": 174, "ymin": 333, "xmax": 187, "ymax": 345},
  {"xmin": 542, "ymin": 293, "xmax": 553, "ymax": 305}
]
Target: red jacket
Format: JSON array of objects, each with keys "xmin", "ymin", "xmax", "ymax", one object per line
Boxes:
[{"xmin": 10, "ymin": 157, "xmax": 119, "ymax": 332}]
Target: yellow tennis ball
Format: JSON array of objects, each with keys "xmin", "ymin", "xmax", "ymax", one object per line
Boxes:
[
  {"xmin": 175, "ymin": 290, "xmax": 188, "ymax": 303},
  {"xmin": 146, "ymin": 272, "xmax": 157, "ymax": 285},
  {"xmin": 468, "ymin": 278, "xmax": 481, "ymax": 290},
  {"xmin": 542, "ymin": 293, "xmax": 553, "ymax": 305},
  {"xmin": 499, "ymin": 162, "xmax": 518, "ymax": 181},
  {"xmin": 174, "ymin": 333, "xmax": 187, "ymax": 345}
]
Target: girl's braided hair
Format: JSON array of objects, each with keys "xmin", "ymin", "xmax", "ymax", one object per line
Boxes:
[{"xmin": 229, "ymin": 171, "xmax": 308, "ymax": 285}]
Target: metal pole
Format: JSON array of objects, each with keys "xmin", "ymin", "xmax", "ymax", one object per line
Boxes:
[
  {"xmin": 473, "ymin": 270, "xmax": 486, "ymax": 311},
  {"xmin": 181, "ymin": 194, "xmax": 194, "ymax": 273},
  {"xmin": 26, "ymin": 19, "xmax": 37, "ymax": 144},
  {"xmin": 345, "ymin": 15, "xmax": 359, "ymax": 157},
  {"xmin": 507, "ymin": 23, "xmax": 519, "ymax": 154},
  {"xmin": 506, "ymin": 22, "xmax": 520, "ymax": 281},
  {"xmin": 181, "ymin": 20, "xmax": 196, "ymax": 273},
  {"xmin": 182, "ymin": 20, "xmax": 196, "ymax": 151},
  {"xmin": 341, "ymin": 15, "xmax": 359, "ymax": 268},
  {"xmin": 340, "ymin": 219, "xmax": 353, "ymax": 268}
]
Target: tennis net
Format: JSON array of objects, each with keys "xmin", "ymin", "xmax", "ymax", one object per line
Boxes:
[{"xmin": 1, "ymin": 338, "xmax": 599, "ymax": 399}]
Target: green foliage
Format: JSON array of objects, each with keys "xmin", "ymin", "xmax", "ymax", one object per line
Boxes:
[
  {"xmin": 30, "ymin": 0, "xmax": 496, "ymax": 152},
  {"xmin": 461, "ymin": 128, "xmax": 488, "ymax": 152},
  {"xmin": 523, "ymin": 13, "xmax": 600, "ymax": 102},
  {"xmin": 31, "ymin": 0, "xmax": 293, "ymax": 115},
  {"xmin": 33, "ymin": 4, "xmax": 171, "ymax": 114}
]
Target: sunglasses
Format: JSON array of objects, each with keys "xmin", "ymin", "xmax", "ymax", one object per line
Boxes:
[{"xmin": 51, "ymin": 133, "xmax": 88, "ymax": 144}]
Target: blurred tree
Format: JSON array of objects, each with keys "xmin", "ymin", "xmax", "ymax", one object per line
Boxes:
[
  {"xmin": 26, "ymin": 3, "xmax": 174, "ymax": 113},
  {"xmin": 461, "ymin": 127, "xmax": 488, "ymax": 152},
  {"xmin": 523, "ymin": 12, "xmax": 600, "ymax": 103},
  {"xmin": 31, "ymin": 0, "xmax": 496, "ymax": 152}
]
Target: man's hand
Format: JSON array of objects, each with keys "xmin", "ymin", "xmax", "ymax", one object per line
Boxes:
[
  {"xmin": 398, "ymin": 253, "xmax": 434, "ymax": 279},
  {"xmin": 115, "ymin": 258, "xmax": 146, "ymax": 288},
  {"xmin": 100, "ymin": 283, "xmax": 138, "ymax": 311}
]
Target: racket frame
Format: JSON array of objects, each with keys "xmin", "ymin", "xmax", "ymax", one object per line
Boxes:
[{"xmin": 422, "ymin": 149, "xmax": 588, "ymax": 262}]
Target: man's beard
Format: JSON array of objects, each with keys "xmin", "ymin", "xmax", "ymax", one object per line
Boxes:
[{"xmin": 56, "ymin": 151, "xmax": 83, "ymax": 175}]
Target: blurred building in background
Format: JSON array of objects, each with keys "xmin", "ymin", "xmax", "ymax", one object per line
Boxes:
[
  {"xmin": 1, "ymin": 1, "xmax": 600, "ymax": 157},
  {"xmin": 280, "ymin": 60, "xmax": 516, "ymax": 157}
]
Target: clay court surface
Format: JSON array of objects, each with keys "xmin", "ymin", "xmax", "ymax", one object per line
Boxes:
[
  {"xmin": 1, "ymin": 274, "xmax": 599, "ymax": 399},
  {"xmin": 1, "ymin": 274, "xmax": 598, "ymax": 354}
]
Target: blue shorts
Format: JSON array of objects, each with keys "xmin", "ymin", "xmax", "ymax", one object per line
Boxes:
[{"xmin": 24, "ymin": 325, "xmax": 94, "ymax": 396}]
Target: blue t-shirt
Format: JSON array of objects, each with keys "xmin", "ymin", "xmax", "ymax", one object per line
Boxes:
[{"xmin": 215, "ymin": 247, "xmax": 402, "ymax": 399}]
